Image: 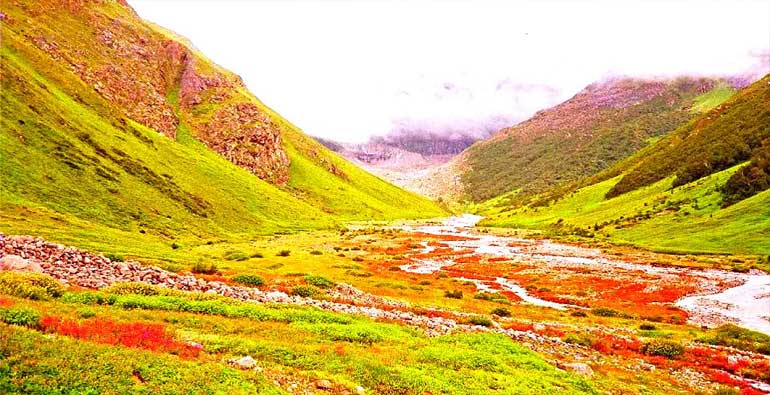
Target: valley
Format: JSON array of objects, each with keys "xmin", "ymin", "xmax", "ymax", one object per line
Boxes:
[
  {"xmin": 1, "ymin": 1, "xmax": 768, "ymax": 394},
  {"xmin": 2, "ymin": 214, "xmax": 769, "ymax": 394}
]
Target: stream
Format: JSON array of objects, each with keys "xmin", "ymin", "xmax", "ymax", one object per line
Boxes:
[{"xmin": 400, "ymin": 214, "xmax": 770, "ymax": 335}]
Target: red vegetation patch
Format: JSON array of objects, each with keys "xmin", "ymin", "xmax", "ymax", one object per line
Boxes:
[
  {"xmin": 41, "ymin": 316, "xmax": 200, "ymax": 358},
  {"xmin": 0, "ymin": 296, "xmax": 13, "ymax": 307},
  {"xmin": 411, "ymin": 232, "xmax": 477, "ymax": 242}
]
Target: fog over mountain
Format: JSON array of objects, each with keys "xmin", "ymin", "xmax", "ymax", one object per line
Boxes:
[{"xmin": 131, "ymin": 0, "xmax": 770, "ymax": 143}]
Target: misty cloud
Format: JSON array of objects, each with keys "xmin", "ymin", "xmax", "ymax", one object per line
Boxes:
[{"xmin": 131, "ymin": 0, "xmax": 770, "ymax": 143}]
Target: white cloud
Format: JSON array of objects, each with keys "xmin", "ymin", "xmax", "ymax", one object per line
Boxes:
[{"xmin": 130, "ymin": 0, "xmax": 770, "ymax": 143}]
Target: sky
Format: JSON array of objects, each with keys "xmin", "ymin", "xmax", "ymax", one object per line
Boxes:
[{"xmin": 130, "ymin": 0, "xmax": 770, "ymax": 143}]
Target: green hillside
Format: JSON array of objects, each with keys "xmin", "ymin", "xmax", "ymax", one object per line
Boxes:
[
  {"xmin": 0, "ymin": 1, "xmax": 443, "ymax": 258},
  {"xmin": 608, "ymin": 75, "xmax": 770, "ymax": 198},
  {"xmin": 476, "ymin": 76, "xmax": 770, "ymax": 255},
  {"xmin": 459, "ymin": 77, "xmax": 734, "ymax": 202}
]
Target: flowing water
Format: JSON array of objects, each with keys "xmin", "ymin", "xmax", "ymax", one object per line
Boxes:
[{"xmin": 400, "ymin": 215, "xmax": 770, "ymax": 335}]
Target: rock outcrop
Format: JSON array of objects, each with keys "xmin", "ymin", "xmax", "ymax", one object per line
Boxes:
[{"xmin": 4, "ymin": 0, "xmax": 289, "ymax": 183}]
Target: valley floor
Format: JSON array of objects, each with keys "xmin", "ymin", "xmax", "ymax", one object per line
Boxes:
[{"xmin": 1, "ymin": 216, "xmax": 769, "ymax": 395}]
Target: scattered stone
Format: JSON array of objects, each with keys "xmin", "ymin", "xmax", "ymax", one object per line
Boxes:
[
  {"xmin": 229, "ymin": 355, "xmax": 256, "ymax": 370},
  {"xmin": 562, "ymin": 362, "xmax": 594, "ymax": 377},
  {"xmin": 314, "ymin": 379, "xmax": 332, "ymax": 390}
]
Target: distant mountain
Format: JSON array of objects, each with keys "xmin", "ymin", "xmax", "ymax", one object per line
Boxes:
[
  {"xmin": 0, "ymin": 0, "xmax": 444, "ymax": 252},
  {"xmin": 455, "ymin": 76, "xmax": 743, "ymax": 202},
  {"xmin": 315, "ymin": 129, "xmax": 487, "ymax": 197}
]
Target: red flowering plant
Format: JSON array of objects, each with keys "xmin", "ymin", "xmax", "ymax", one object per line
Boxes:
[{"xmin": 40, "ymin": 316, "xmax": 201, "ymax": 358}]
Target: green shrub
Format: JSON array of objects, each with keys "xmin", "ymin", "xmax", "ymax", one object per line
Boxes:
[
  {"xmin": 298, "ymin": 322, "xmax": 386, "ymax": 344},
  {"xmin": 444, "ymin": 290, "xmax": 463, "ymax": 299},
  {"xmin": 251, "ymin": 252, "xmax": 264, "ymax": 258},
  {"xmin": 473, "ymin": 292, "xmax": 510, "ymax": 304},
  {"xmin": 223, "ymin": 250, "xmax": 249, "ymax": 261},
  {"xmin": 0, "ymin": 272, "xmax": 65, "ymax": 300},
  {"xmin": 0, "ymin": 307, "xmax": 41, "ymax": 327},
  {"xmin": 310, "ymin": 250, "xmax": 323, "ymax": 256},
  {"xmin": 640, "ymin": 339, "xmax": 684, "ymax": 358},
  {"xmin": 291, "ymin": 285, "xmax": 319, "ymax": 298},
  {"xmin": 62, "ymin": 291, "xmax": 115, "ymax": 305},
  {"xmin": 699, "ymin": 324, "xmax": 770, "ymax": 355},
  {"xmin": 712, "ymin": 386, "xmax": 741, "ymax": 395},
  {"xmin": 191, "ymin": 262, "xmax": 218, "ymax": 275},
  {"xmin": 570, "ymin": 311, "xmax": 587, "ymax": 317},
  {"xmin": 276, "ymin": 250, "xmax": 291, "ymax": 257},
  {"xmin": 103, "ymin": 253, "xmax": 124, "ymax": 262},
  {"xmin": 591, "ymin": 307, "xmax": 623, "ymax": 317},
  {"xmin": 466, "ymin": 316, "xmax": 493, "ymax": 327},
  {"xmin": 103, "ymin": 282, "xmax": 160, "ymax": 296},
  {"xmin": 564, "ymin": 334, "xmax": 592, "ymax": 348},
  {"xmin": 639, "ymin": 323, "xmax": 657, "ymax": 331},
  {"xmin": 304, "ymin": 275, "xmax": 334, "ymax": 289},
  {"xmin": 231, "ymin": 274, "xmax": 264, "ymax": 287},
  {"xmin": 491, "ymin": 307, "xmax": 511, "ymax": 317}
]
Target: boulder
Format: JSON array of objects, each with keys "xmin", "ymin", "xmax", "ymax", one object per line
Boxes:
[
  {"xmin": 0, "ymin": 254, "xmax": 42, "ymax": 272},
  {"xmin": 563, "ymin": 362, "xmax": 594, "ymax": 377},
  {"xmin": 230, "ymin": 355, "xmax": 256, "ymax": 369},
  {"xmin": 314, "ymin": 379, "xmax": 332, "ymax": 390}
]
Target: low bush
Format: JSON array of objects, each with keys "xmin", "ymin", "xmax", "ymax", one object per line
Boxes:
[
  {"xmin": 473, "ymin": 292, "xmax": 510, "ymax": 304},
  {"xmin": 466, "ymin": 316, "xmax": 493, "ymax": 327},
  {"xmin": 103, "ymin": 253, "xmax": 124, "ymax": 262},
  {"xmin": 570, "ymin": 311, "xmax": 587, "ymax": 317},
  {"xmin": 564, "ymin": 334, "xmax": 592, "ymax": 348},
  {"xmin": 103, "ymin": 282, "xmax": 160, "ymax": 296},
  {"xmin": 639, "ymin": 323, "xmax": 657, "ymax": 331},
  {"xmin": 291, "ymin": 285, "xmax": 319, "ymax": 298},
  {"xmin": 223, "ymin": 250, "xmax": 249, "ymax": 261},
  {"xmin": 591, "ymin": 307, "xmax": 628, "ymax": 318},
  {"xmin": 0, "ymin": 307, "xmax": 41, "ymax": 327},
  {"xmin": 310, "ymin": 250, "xmax": 323, "ymax": 256},
  {"xmin": 699, "ymin": 324, "xmax": 770, "ymax": 355},
  {"xmin": 444, "ymin": 290, "xmax": 463, "ymax": 299},
  {"xmin": 304, "ymin": 275, "xmax": 334, "ymax": 289},
  {"xmin": 0, "ymin": 272, "xmax": 65, "ymax": 300},
  {"xmin": 191, "ymin": 262, "xmax": 218, "ymax": 275},
  {"xmin": 276, "ymin": 250, "xmax": 291, "ymax": 257},
  {"xmin": 491, "ymin": 307, "xmax": 511, "ymax": 317},
  {"xmin": 230, "ymin": 274, "xmax": 264, "ymax": 287},
  {"xmin": 62, "ymin": 290, "xmax": 351, "ymax": 324},
  {"xmin": 640, "ymin": 339, "xmax": 684, "ymax": 358},
  {"xmin": 297, "ymin": 322, "xmax": 388, "ymax": 344}
]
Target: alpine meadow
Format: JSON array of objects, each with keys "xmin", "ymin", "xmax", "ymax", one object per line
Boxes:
[{"xmin": 1, "ymin": 1, "xmax": 769, "ymax": 395}]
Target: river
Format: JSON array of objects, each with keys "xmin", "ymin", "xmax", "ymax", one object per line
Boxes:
[{"xmin": 399, "ymin": 214, "xmax": 770, "ymax": 335}]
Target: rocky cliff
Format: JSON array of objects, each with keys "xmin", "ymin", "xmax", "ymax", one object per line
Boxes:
[{"xmin": 2, "ymin": 0, "xmax": 289, "ymax": 183}]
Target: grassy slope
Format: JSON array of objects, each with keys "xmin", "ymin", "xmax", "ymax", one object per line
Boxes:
[
  {"xmin": 0, "ymin": 34, "xmax": 331, "ymax": 251},
  {"xmin": 459, "ymin": 78, "xmax": 723, "ymax": 202},
  {"xmin": 0, "ymin": 290, "xmax": 597, "ymax": 395},
  {"xmin": 689, "ymin": 82, "xmax": 736, "ymax": 114},
  {"xmin": 478, "ymin": 163, "xmax": 770, "ymax": 254},
  {"xmin": 608, "ymin": 75, "xmax": 770, "ymax": 198},
  {"xmin": 475, "ymin": 78, "xmax": 769, "ymax": 255},
  {"xmin": 0, "ymin": 2, "xmax": 444, "ymax": 259}
]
